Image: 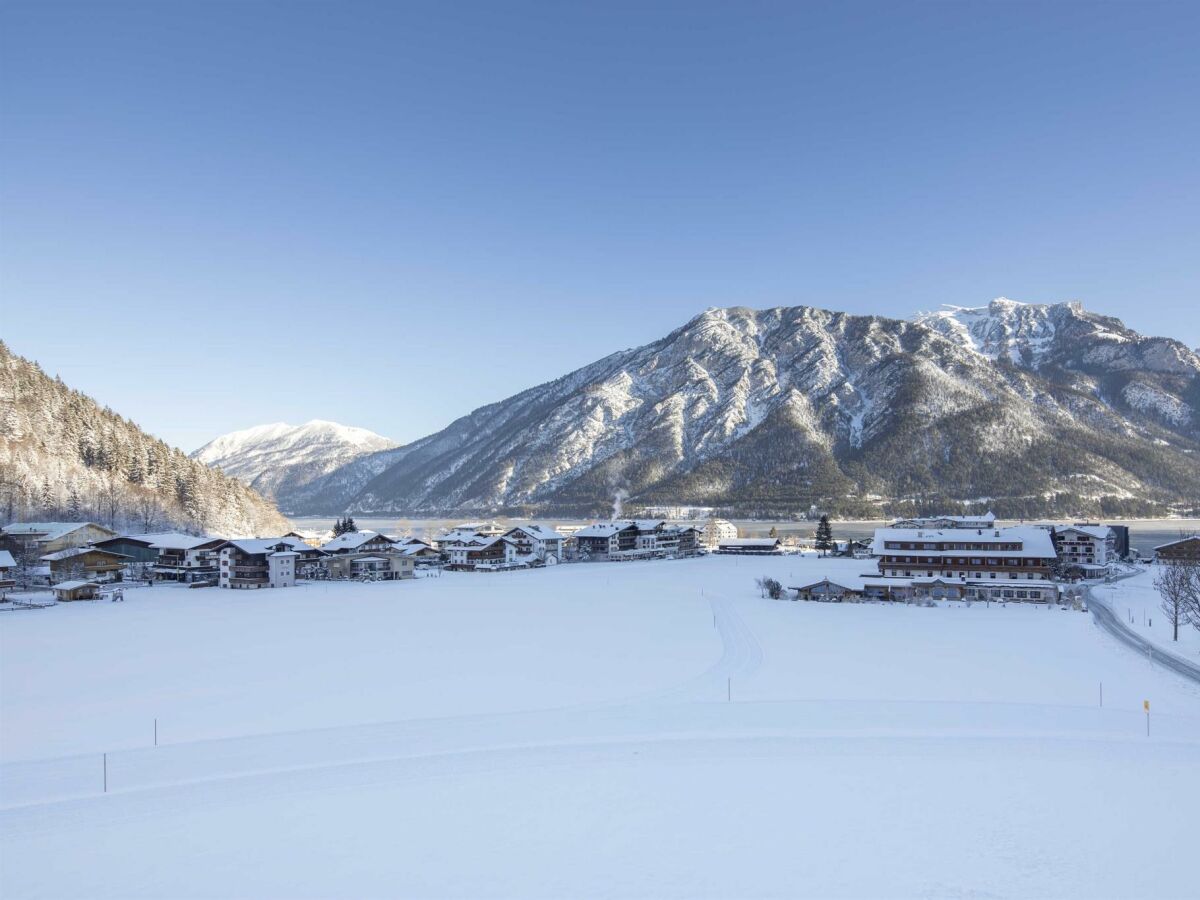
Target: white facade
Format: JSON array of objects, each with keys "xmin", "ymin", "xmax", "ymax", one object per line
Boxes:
[
  {"xmin": 1052, "ymin": 525, "xmax": 1114, "ymax": 570},
  {"xmin": 268, "ymin": 551, "xmax": 298, "ymax": 588},
  {"xmin": 703, "ymin": 519, "xmax": 739, "ymax": 548},
  {"xmin": 503, "ymin": 525, "xmax": 564, "ymax": 563}
]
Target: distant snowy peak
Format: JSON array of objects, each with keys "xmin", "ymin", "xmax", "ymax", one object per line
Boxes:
[
  {"xmin": 191, "ymin": 420, "xmax": 398, "ymax": 508},
  {"xmin": 196, "ymin": 420, "xmax": 394, "ymax": 461}
]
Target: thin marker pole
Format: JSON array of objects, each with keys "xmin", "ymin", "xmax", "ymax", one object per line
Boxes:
[
  {"xmin": 727, "ymin": 677, "xmax": 731, "ymax": 703},
  {"xmin": 154, "ymin": 718, "xmax": 158, "ymax": 747},
  {"xmin": 103, "ymin": 753, "xmax": 107, "ymax": 793},
  {"xmin": 1099, "ymin": 682, "xmax": 1103, "ymax": 707}
]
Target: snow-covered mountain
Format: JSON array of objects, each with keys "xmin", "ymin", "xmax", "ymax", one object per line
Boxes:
[
  {"xmin": 297, "ymin": 301, "xmax": 1198, "ymax": 519},
  {"xmin": 191, "ymin": 421, "xmax": 397, "ymax": 512},
  {"xmin": 916, "ymin": 299, "xmax": 1199, "ymax": 434},
  {"xmin": 0, "ymin": 341, "xmax": 289, "ymax": 537}
]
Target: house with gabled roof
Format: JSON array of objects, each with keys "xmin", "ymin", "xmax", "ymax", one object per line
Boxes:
[
  {"xmin": 215, "ymin": 538, "xmax": 325, "ymax": 589},
  {"xmin": 319, "ymin": 530, "xmax": 397, "ymax": 555},
  {"xmin": 445, "ymin": 535, "xmax": 522, "ymax": 571},
  {"xmin": 2, "ymin": 522, "xmax": 118, "ymax": 555},
  {"xmin": 41, "ymin": 547, "xmax": 130, "ymax": 583},
  {"xmin": 503, "ymin": 524, "xmax": 565, "ymax": 563},
  {"xmin": 1155, "ymin": 536, "xmax": 1200, "ymax": 564}
]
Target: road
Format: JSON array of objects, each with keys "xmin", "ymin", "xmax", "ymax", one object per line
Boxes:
[{"xmin": 1088, "ymin": 580, "xmax": 1200, "ymax": 686}]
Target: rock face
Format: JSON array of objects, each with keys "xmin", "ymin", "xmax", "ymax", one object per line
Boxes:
[
  {"xmin": 191, "ymin": 421, "xmax": 397, "ymax": 513},
  {"xmin": 316, "ymin": 301, "xmax": 1196, "ymax": 517},
  {"xmin": 0, "ymin": 341, "xmax": 289, "ymax": 537}
]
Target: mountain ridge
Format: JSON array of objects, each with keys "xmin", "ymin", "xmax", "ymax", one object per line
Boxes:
[{"xmin": 194, "ymin": 299, "xmax": 1200, "ymax": 519}]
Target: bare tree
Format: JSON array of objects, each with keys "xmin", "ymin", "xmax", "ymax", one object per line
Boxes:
[
  {"xmin": 134, "ymin": 492, "xmax": 161, "ymax": 533},
  {"xmin": 1154, "ymin": 560, "xmax": 1200, "ymax": 642},
  {"xmin": 100, "ymin": 473, "xmax": 122, "ymax": 529}
]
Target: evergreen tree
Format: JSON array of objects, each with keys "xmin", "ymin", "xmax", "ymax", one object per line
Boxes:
[
  {"xmin": 814, "ymin": 514, "xmax": 834, "ymax": 556},
  {"xmin": 343, "ymin": 516, "xmax": 358, "ymax": 533},
  {"xmin": 67, "ymin": 484, "xmax": 83, "ymax": 518}
]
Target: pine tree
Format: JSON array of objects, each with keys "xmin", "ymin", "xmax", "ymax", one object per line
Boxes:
[
  {"xmin": 814, "ymin": 515, "xmax": 834, "ymax": 556},
  {"xmin": 40, "ymin": 477, "xmax": 55, "ymax": 517},
  {"xmin": 343, "ymin": 516, "xmax": 358, "ymax": 533},
  {"xmin": 67, "ymin": 484, "xmax": 83, "ymax": 518}
]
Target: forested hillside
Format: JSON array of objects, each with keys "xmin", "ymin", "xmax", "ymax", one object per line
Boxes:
[{"xmin": 0, "ymin": 341, "xmax": 289, "ymax": 536}]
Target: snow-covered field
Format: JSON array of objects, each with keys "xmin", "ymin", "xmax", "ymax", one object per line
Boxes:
[{"xmin": 3, "ymin": 556, "xmax": 1199, "ymax": 898}]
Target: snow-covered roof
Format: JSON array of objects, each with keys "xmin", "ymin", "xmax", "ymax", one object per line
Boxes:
[
  {"xmin": 269, "ymin": 550, "xmax": 300, "ymax": 557},
  {"xmin": 627, "ymin": 520, "xmax": 667, "ymax": 531},
  {"xmin": 0, "ymin": 550, "xmax": 15, "ymax": 568},
  {"xmin": 119, "ymin": 532, "xmax": 216, "ymax": 551},
  {"xmin": 872, "ymin": 526, "xmax": 1056, "ymax": 557},
  {"xmin": 460, "ymin": 536, "xmax": 516, "ymax": 552},
  {"xmin": 320, "ymin": 531, "xmax": 394, "ymax": 552},
  {"xmin": 395, "ymin": 545, "xmax": 434, "ymax": 557},
  {"xmin": 505, "ymin": 524, "xmax": 562, "ymax": 540},
  {"xmin": 51, "ymin": 580, "xmax": 98, "ymax": 591},
  {"xmin": 437, "ymin": 528, "xmax": 487, "ymax": 544},
  {"xmin": 223, "ymin": 537, "xmax": 314, "ymax": 555},
  {"xmin": 574, "ymin": 523, "xmax": 630, "ymax": 538},
  {"xmin": 1153, "ymin": 535, "xmax": 1200, "ymax": 551},
  {"xmin": 1053, "ymin": 525, "xmax": 1111, "ymax": 540},
  {"xmin": 787, "ymin": 562, "xmax": 877, "ymax": 589},
  {"xmin": 2, "ymin": 522, "xmax": 111, "ymax": 540},
  {"xmin": 41, "ymin": 547, "xmax": 130, "ymax": 562}
]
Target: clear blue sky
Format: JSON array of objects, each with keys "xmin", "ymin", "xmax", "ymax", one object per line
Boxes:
[{"xmin": 2, "ymin": 1, "xmax": 1197, "ymax": 452}]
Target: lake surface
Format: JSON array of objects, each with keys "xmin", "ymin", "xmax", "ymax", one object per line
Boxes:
[{"xmin": 288, "ymin": 516, "xmax": 1200, "ymax": 557}]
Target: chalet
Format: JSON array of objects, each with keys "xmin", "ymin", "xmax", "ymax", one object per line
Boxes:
[
  {"xmin": 1, "ymin": 522, "xmax": 118, "ymax": 555},
  {"xmin": 435, "ymin": 528, "xmax": 489, "ymax": 550},
  {"xmin": 1154, "ymin": 536, "xmax": 1200, "ymax": 564},
  {"xmin": 1052, "ymin": 525, "xmax": 1115, "ymax": 573},
  {"xmin": 0, "ymin": 550, "xmax": 15, "ymax": 590},
  {"xmin": 446, "ymin": 535, "xmax": 521, "ymax": 570},
  {"xmin": 52, "ymin": 580, "xmax": 100, "ymax": 602},
  {"xmin": 392, "ymin": 540, "xmax": 442, "ymax": 563},
  {"xmin": 871, "ymin": 525, "xmax": 1057, "ymax": 583},
  {"xmin": 93, "ymin": 532, "xmax": 223, "ymax": 582},
  {"xmin": 831, "ymin": 539, "xmax": 872, "ymax": 558},
  {"xmin": 324, "ymin": 553, "xmax": 415, "ymax": 581},
  {"xmin": 41, "ymin": 547, "xmax": 130, "ymax": 583},
  {"xmin": 503, "ymin": 524, "xmax": 565, "ymax": 563},
  {"xmin": 216, "ymin": 538, "xmax": 323, "ymax": 589},
  {"xmin": 716, "ymin": 538, "xmax": 782, "ymax": 555},
  {"xmin": 667, "ymin": 525, "xmax": 703, "ymax": 557},
  {"xmin": 573, "ymin": 523, "xmax": 638, "ymax": 559},
  {"xmin": 791, "ymin": 577, "xmax": 864, "ymax": 602},
  {"xmin": 319, "ymin": 531, "xmax": 397, "ymax": 555}
]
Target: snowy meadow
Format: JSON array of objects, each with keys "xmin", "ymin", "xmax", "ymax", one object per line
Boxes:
[{"xmin": 2, "ymin": 555, "xmax": 1198, "ymax": 898}]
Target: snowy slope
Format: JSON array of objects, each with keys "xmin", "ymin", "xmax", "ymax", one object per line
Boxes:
[
  {"xmin": 917, "ymin": 298, "xmax": 1200, "ymax": 435},
  {"xmin": 330, "ymin": 304, "xmax": 1199, "ymax": 516},
  {"xmin": 3, "ymin": 557, "xmax": 1198, "ymax": 898},
  {"xmin": 191, "ymin": 420, "xmax": 397, "ymax": 511},
  {"xmin": 0, "ymin": 341, "xmax": 288, "ymax": 537}
]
